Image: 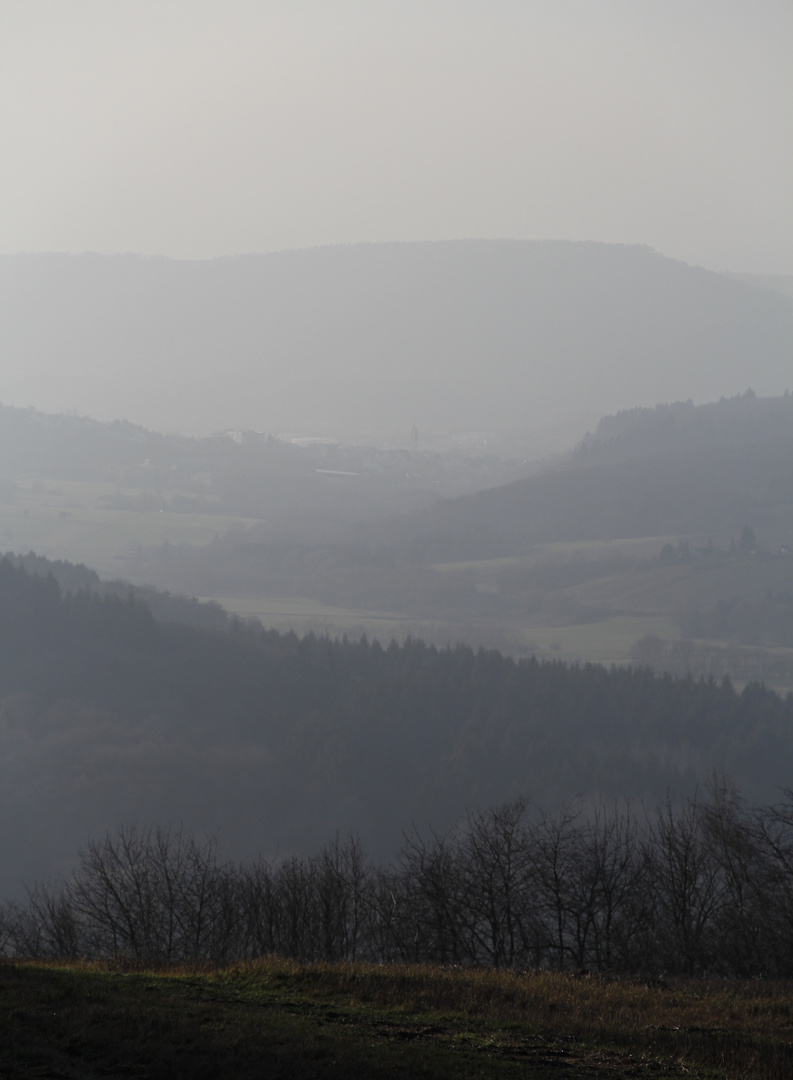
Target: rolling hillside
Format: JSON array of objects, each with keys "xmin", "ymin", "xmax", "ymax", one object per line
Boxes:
[{"xmin": 3, "ymin": 558, "xmax": 793, "ymax": 898}]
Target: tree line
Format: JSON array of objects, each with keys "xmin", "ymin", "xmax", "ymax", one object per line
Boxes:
[{"xmin": 4, "ymin": 782, "xmax": 793, "ymax": 977}]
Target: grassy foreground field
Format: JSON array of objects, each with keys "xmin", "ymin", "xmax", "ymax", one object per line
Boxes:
[{"xmin": 2, "ymin": 959, "xmax": 792, "ymax": 1079}]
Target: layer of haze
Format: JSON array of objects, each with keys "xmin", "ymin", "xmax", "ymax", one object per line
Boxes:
[
  {"xmin": 3, "ymin": 244, "xmax": 792, "ymax": 449},
  {"xmin": 2, "ymin": 1, "xmax": 792, "ymax": 274}
]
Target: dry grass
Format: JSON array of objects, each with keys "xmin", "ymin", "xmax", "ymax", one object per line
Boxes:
[
  {"xmin": 228, "ymin": 959, "xmax": 793, "ymax": 1067},
  {"xmin": 5, "ymin": 957, "xmax": 791, "ymax": 1078}
]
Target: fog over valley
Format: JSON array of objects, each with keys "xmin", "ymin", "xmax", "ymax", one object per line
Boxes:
[
  {"xmin": 2, "ymin": 386, "xmax": 793, "ymax": 898},
  {"xmin": 3, "ymin": 4, "xmax": 793, "ymax": 995},
  {"xmin": 2, "ymin": 242, "xmax": 792, "ymax": 455},
  {"xmin": 2, "ymin": 242, "xmax": 793, "ymax": 899}
]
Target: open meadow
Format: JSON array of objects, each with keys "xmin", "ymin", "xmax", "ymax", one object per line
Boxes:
[
  {"xmin": 2, "ymin": 959, "xmax": 792, "ymax": 1079},
  {"xmin": 0, "ymin": 477, "xmax": 254, "ymax": 578},
  {"xmin": 210, "ymin": 592, "xmax": 683, "ymax": 668}
]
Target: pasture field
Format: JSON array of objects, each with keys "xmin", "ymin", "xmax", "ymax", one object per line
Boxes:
[
  {"xmin": 208, "ymin": 596, "xmax": 793, "ymax": 690},
  {"xmin": 212, "ymin": 593, "xmax": 679, "ymax": 666},
  {"xmin": 0, "ymin": 477, "xmax": 253, "ymax": 577},
  {"xmin": 2, "ymin": 959, "xmax": 792, "ymax": 1079},
  {"xmin": 517, "ymin": 615, "xmax": 679, "ymax": 666},
  {"xmin": 432, "ymin": 535, "xmax": 688, "ymax": 575},
  {"xmin": 560, "ymin": 556, "xmax": 793, "ymax": 617},
  {"xmin": 434, "ymin": 541, "xmax": 793, "ymax": 619}
]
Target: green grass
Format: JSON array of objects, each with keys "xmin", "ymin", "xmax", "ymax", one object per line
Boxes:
[
  {"xmin": 0, "ymin": 478, "xmax": 254, "ymax": 577},
  {"xmin": 3, "ymin": 958, "xmax": 793, "ymax": 1079},
  {"xmin": 517, "ymin": 615, "xmax": 679, "ymax": 666},
  {"xmin": 432, "ymin": 536, "xmax": 686, "ymax": 574},
  {"xmin": 210, "ymin": 594, "xmax": 678, "ymax": 667}
]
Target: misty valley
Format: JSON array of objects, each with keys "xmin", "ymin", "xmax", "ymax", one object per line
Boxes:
[
  {"xmin": 2, "ymin": 387, "xmax": 793, "ymax": 910},
  {"xmin": 2, "ymin": 388, "xmax": 793, "ymax": 687},
  {"xmin": 4, "ymin": 8, "xmax": 793, "ymax": 1072},
  {"xmin": 2, "ymin": 245, "xmax": 793, "ymax": 988}
]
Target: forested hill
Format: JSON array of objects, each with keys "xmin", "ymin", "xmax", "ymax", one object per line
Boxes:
[
  {"xmin": 574, "ymin": 390, "xmax": 793, "ymax": 465},
  {"xmin": 383, "ymin": 393, "xmax": 793, "ymax": 557},
  {"xmin": 2, "ymin": 557, "xmax": 793, "ymax": 896},
  {"xmin": 1, "ymin": 550, "xmax": 230, "ymax": 632}
]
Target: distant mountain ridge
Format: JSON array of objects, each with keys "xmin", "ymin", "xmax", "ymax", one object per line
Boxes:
[{"xmin": 2, "ymin": 241, "xmax": 792, "ymax": 455}]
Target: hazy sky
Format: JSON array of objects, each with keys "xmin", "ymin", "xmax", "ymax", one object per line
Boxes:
[{"xmin": 2, "ymin": 1, "xmax": 791, "ymax": 273}]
